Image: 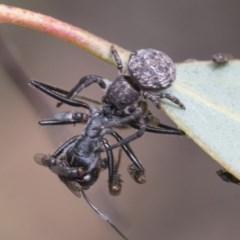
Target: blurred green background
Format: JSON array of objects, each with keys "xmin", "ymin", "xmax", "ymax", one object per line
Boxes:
[{"xmin": 1, "ymin": 1, "xmax": 240, "ymax": 240}]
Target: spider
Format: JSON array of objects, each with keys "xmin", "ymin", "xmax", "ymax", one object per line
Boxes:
[{"xmin": 33, "ymin": 46, "xmax": 185, "ymax": 150}]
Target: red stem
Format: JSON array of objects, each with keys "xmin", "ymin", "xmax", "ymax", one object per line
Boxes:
[{"xmin": 0, "ymin": 4, "xmax": 130, "ymax": 67}]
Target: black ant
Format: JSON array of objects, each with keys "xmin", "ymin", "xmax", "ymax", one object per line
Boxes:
[
  {"xmin": 30, "ymin": 80, "xmax": 148, "ymax": 240},
  {"xmin": 29, "ymin": 46, "xmax": 185, "ymax": 239},
  {"xmin": 29, "ymin": 76, "xmax": 182, "ymax": 240}
]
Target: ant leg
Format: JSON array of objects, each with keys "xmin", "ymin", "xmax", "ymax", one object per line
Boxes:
[
  {"xmin": 101, "ymin": 138, "xmax": 122, "ymax": 195},
  {"xmin": 107, "ymin": 117, "xmax": 146, "ymax": 151},
  {"xmin": 51, "ymin": 135, "xmax": 80, "ymax": 158},
  {"xmin": 129, "ymin": 121, "xmax": 184, "ymax": 135},
  {"xmin": 39, "ymin": 112, "xmax": 90, "ymax": 126},
  {"xmin": 56, "ymin": 75, "xmax": 107, "ymax": 107},
  {"xmin": 111, "ymin": 45, "xmax": 123, "ymax": 73},
  {"xmin": 29, "ymin": 80, "xmax": 90, "ymax": 109},
  {"xmin": 110, "ymin": 131, "xmax": 146, "ymax": 184},
  {"xmin": 130, "ymin": 122, "xmax": 184, "ymax": 135},
  {"xmin": 31, "ymin": 81, "xmax": 101, "ymax": 105}
]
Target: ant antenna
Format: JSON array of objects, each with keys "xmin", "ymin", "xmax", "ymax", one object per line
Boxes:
[{"xmin": 81, "ymin": 190, "xmax": 128, "ymax": 240}]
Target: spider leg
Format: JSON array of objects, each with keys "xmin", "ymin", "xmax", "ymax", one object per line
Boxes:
[
  {"xmin": 51, "ymin": 135, "xmax": 79, "ymax": 158},
  {"xmin": 56, "ymin": 75, "xmax": 108, "ymax": 107},
  {"xmin": 142, "ymin": 92, "xmax": 161, "ymax": 108},
  {"xmin": 111, "ymin": 45, "xmax": 123, "ymax": 73},
  {"xmin": 110, "ymin": 131, "xmax": 146, "ymax": 184},
  {"xmin": 143, "ymin": 91, "xmax": 185, "ymax": 109},
  {"xmin": 29, "ymin": 80, "xmax": 90, "ymax": 109}
]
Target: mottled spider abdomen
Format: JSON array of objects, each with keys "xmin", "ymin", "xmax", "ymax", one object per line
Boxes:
[{"xmin": 128, "ymin": 49, "xmax": 176, "ymax": 91}]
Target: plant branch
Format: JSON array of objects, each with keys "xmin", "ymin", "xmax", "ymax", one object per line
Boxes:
[{"xmin": 0, "ymin": 4, "xmax": 131, "ymax": 68}]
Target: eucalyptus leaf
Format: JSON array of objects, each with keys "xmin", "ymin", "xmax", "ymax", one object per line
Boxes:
[{"xmin": 162, "ymin": 60, "xmax": 240, "ymax": 180}]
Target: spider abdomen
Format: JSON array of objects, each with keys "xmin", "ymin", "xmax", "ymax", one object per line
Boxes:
[{"xmin": 128, "ymin": 48, "xmax": 176, "ymax": 91}]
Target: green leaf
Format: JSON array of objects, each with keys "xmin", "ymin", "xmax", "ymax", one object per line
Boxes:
[{"xmin": 162, "ymin": 60, "xmax": 240, "ymax": 180}]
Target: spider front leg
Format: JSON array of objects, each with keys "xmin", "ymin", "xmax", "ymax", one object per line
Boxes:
[
  {"xmin": 111, "ymin": 45, "xmax": 123, "ymax": 73},
  {"xmin": 56, "ymin": 75, "xmax": 108, "ymax": 107}
]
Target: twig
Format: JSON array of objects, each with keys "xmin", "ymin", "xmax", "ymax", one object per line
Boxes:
[{"xmin": 0, "ymin": 4, "xmax": 131, "ymax": 69}]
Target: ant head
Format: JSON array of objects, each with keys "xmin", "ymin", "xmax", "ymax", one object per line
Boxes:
[{"xmin": 78, "ymin": 168, "xmax": 100, "ymax": 189}]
